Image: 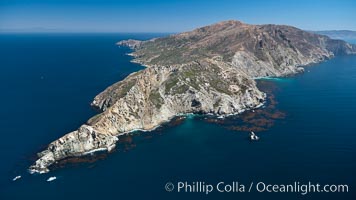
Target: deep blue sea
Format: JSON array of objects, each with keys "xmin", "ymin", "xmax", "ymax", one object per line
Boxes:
[{"xmin": 0, "ymin": 34, "xmax": 355, "ymax": 200}]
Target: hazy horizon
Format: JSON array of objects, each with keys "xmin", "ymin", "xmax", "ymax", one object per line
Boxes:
[
  {"xmin": 1, "ymin": 24, "xmax": 356, "ymax": 34},
  {"xmin": 1, "ymin": 0, "xmax": 355, "ymax": 33}
]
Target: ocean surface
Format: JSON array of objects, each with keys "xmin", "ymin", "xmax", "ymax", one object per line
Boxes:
[{"xmin": 0, "ymin": 34, "xmax": 355, "ymax": 200}]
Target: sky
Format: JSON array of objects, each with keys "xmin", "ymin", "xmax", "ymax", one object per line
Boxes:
[{"xmin": 0, "ymin": 0, "xmax": 355, "ymax": 32}]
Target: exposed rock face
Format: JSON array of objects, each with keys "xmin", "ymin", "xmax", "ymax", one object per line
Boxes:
[
  {"xmin": 116, "ymin": 39, "xmax": 143, "ymax": 49},
  {"xmin": 29, "ymin": 20, "xmax": 356, "ymax": 174},
  {"xmin": 29, "ymin": 125, "xmax": 118, "ymax": 173}
]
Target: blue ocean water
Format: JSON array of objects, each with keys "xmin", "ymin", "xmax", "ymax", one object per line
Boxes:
[{"xmin": 0, "ymin": 34, "xmax": 355, "ymax": 200}]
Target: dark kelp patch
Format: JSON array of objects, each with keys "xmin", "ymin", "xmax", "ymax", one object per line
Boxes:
[{"xmin": 203, "ymin": 80, "xmax": 286, "ymax": 133}]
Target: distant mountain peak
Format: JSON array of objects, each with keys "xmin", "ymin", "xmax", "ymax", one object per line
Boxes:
[
  {"xmin": 207, "ymin": 20, "xmax": 245, "ymax": 27},
  {"xmin": 191, "ymin": 20, "xmax": 247, "ymax": 33}
]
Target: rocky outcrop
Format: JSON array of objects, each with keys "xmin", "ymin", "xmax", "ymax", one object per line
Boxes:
[
  {"xmin": 29, "ymin": 20, "xmax": 356, "ymax": 174},
  {"xmin": 116, "ymin": 39, "xmax": 143, "ymax": 49},
  {"xmin": 29, "ymin": 125, "xmax": 118, "ymax": 173}
]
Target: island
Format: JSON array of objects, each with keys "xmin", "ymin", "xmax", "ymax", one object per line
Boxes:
[
  {"xmin": 312, "ymin": 30, "xmax": 356, "ymax": 40},
  {"xmin": 29, "ymin": 20, "xmax": 356, "ymax": 174}
]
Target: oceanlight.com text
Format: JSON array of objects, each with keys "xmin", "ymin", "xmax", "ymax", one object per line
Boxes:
[{"xmin": 164, "ymin": 181, "xmax": 349, "ymax": 195}]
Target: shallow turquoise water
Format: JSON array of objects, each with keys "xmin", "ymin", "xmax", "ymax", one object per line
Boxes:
[{"xmin": 0, "ymin": 34, "xmax": 355, "ymax": 199}]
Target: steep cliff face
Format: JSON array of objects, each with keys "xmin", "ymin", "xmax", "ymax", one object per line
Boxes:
[{"xmin": 29, "ymin": 20, "xmax": 356, "ymax": 174}]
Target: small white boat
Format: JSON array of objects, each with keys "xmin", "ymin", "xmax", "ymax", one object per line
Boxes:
[
  {"xmin": 12, "ymin": 175, "xmax": 21, "ymax": 181},
  {"xmin": 46, "ymin": 176, "xmax": 57, "ymax": 182},
  {"xmin": 250, "ymin": 131, "xmax": 260, "ymax": 141}
]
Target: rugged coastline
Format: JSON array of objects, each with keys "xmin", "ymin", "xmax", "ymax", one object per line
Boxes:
[{"xmin": 29, "ymin": 20, "xmax": 356, "ymax": 174}]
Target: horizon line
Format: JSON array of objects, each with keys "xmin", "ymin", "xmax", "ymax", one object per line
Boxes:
[
  {"xmin": 1, "ymin": 29, "xmax": 356, "ymax": 34},
  {"xmin": 0, "ymin": 31, "xmax": 176, "ymax": 34}
]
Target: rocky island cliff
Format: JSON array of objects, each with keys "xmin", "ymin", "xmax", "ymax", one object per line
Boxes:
[{"xmin": 29, "ymin": 20, "xmax": 356, "ymax": 174}]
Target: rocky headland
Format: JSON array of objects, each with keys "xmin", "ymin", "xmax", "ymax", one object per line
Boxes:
[{"xmin": 29, "ymin": 20, "xmax": 356, "ymax": 174}]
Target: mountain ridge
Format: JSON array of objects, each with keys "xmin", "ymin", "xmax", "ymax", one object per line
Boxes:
[
  {"xmin": 121, "ymin": 20, "xmax": 355, "ymax": 76},
  {"xmin": 29, "ymin": 20, "xmax": 356, "ymax": 174}
]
